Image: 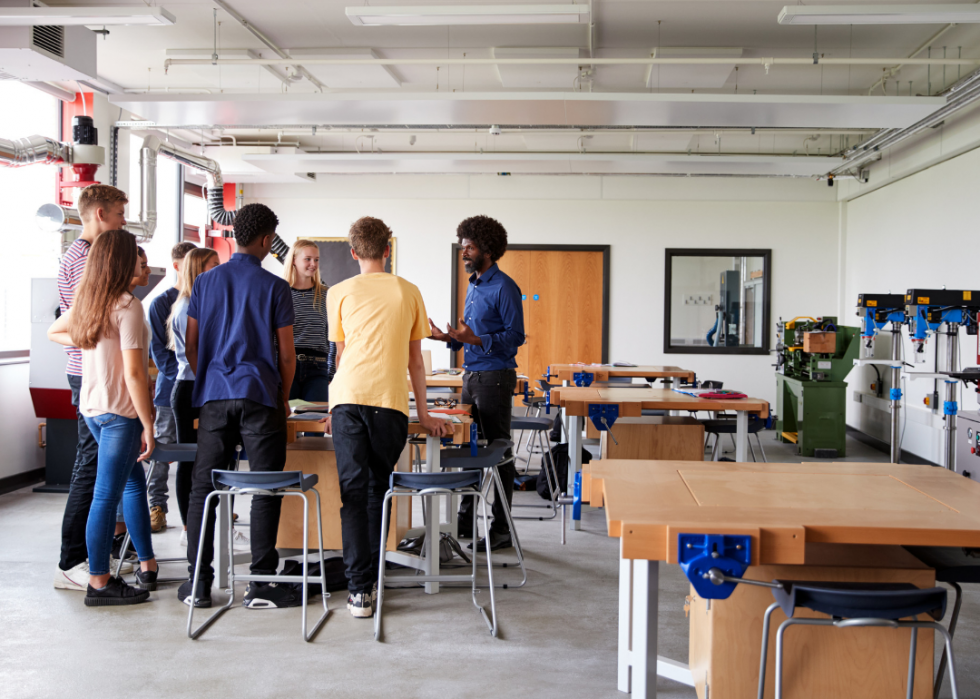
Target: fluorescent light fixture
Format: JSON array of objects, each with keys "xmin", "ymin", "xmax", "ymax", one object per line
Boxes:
[
  {"xmin": 346, "ymin": 4, "xmax": 589, "ymax": 26},
  {"xmin": 0, "ymin": 7, "xmax": 176, "ymax": 27},
  {"xmin": 778, "ymin": 4, "xmax": 980, "ymax": 25}
]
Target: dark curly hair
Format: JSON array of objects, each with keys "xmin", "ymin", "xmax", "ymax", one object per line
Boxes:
[
  {"xmin": 456, "ymin": 215, "xmax": 508, "ymax": 263},
  {"xmin": 233, "ymin": 203, "xmax": 279, "ymax": 247}
]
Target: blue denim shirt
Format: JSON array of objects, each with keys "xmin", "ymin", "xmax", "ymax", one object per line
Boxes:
[
  {"xmin": 148, "ymin": 287, "xmax": 179, "ymax": 407},
  {"xmin": 449, "ymin": 264, "xmax": 525, "ymax": 372},
  {"xmin": 188, "ymin": 253, "xmax": 294, "ymax": 409}
]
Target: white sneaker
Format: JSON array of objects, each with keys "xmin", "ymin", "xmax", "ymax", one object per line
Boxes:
[
  {"xmin": 110, "ymin": 558, "xmax": 135, "ymax": 575},
  {"xmin": 179, "ymin": 529, "xmax": 188, "ymax": 547},
  {"xmin": 232, "ymin": 528, "xmax": 250, "ymax": 551},
  {"xmin": 54, "ymin": 562, "xmax": 90, "ymax": 591}
]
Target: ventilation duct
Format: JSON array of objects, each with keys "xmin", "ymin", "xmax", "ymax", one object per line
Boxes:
[{"xmin": 0, "ymin": 135, "xmax": 68, "ymax": 167}]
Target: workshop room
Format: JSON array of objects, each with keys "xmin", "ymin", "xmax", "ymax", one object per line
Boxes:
[{"xmin": 3, "ymin": 1, "xmax": 980, "ymax": 697}]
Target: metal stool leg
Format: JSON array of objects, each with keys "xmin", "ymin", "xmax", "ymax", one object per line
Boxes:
[
  {"xmin": 513, "ymin": 430, "xmax": 558, "ymax": 520},
  {"xmin": 479, "ymin": 491, "xmax": 497, "ymax": 637},
  {"xmin": 375, "ymin": 491, "xmax": 394, "ymax": 641},
  {"xmin": 756, "ymin": 432, "xmax": 768, "ymax": 462},
  {"xmin": 304, "ymin": 488, "xmax": 330, "ymax": 642},
  {"xmin": 188, "ymin": 491, "xmax": 235, "ymax": 640},
  {"xmin": 757, "ymin": 602, "xmax": 779, "ymax": 699},
  {"xmin": 711, "ymin": 434, "xmax": 722, "ymax": 461},
  {"xmin": 906, "ymin": 627, "xmax": 918, "ymax": 699},
  {"xmin": 487, "ymin": 463, "xmax": 527, "ymax": 588},
  {"xmin": 935, "ymin": 582, "xmax": 962, "ymax": 699}
]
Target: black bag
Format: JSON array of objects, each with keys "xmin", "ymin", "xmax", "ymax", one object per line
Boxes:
[
  {"xmin": 549, "ymin": 407, "xmax": 564, "ymax": 443},
  {"xmin": 537, "ymin": 442, "xmax": 592, "ymax": 499},
  {"xmin": 279, "ymin": 557, "xmax": 349, "ymax": 596}
]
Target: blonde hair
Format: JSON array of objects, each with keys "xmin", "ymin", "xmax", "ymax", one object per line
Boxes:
[
  {"xmin": 284, "ymin": 239, "xmax": 327, "ymax": 306},
  {"xmin": 167, "ymin": 247, "xmax": 218, "ymax": 350}
]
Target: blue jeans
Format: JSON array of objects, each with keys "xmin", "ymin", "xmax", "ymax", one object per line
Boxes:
[
  {"xmin": 289, "ymin": 355, "xmax": 331, "ymax": 402},
  {"xmin": 84, "ymin": 413, "xmax": 155, "ymax": 575}
]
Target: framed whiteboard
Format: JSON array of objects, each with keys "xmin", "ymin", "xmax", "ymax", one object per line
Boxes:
[{"xmin": 306, "ymin": 237, "xmax": 397, "ymax": 288}]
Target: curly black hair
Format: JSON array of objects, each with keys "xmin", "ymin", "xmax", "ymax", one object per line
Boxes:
[
  {"xmin": 456, "ymin": 215, "xmax": 508, "ymax": 263},
  {"xmin": 233, "ymin": 203, "xmax": 279, "ymax": 247}
]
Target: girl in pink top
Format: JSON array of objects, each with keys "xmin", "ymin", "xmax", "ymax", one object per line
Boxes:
[{"xmin": 48, "ymin": 229, "xmax": 159, "ymax": 606}]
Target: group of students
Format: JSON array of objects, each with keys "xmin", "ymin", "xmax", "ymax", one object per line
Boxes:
[{"xmin": 50, "ymin": 183, "xmax": 526, "ymax": 619}]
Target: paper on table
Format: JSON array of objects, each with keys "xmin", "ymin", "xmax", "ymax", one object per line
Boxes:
[
  {"xmin": 289, "ymin": 412, "xmax": 330, "ymax": 421},
  {"xmin": 408, "ymin": 410, "xmax": 459, "ymax": 423}
]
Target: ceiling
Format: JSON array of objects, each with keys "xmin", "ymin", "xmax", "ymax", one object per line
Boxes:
[{"xmin": 31, "ymin": 0, "xmax": 980, "ymax": 176}]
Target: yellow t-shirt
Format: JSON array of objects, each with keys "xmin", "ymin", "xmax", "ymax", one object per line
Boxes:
[{"xmin": 327, "ymin": 273, "xmax": 429, "ymax": 416}]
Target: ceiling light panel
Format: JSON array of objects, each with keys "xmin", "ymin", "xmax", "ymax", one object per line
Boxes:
[
  {"xmin": 494, "ymin": 48, "xmax": 581, "ymax": 89},
  {"xmin": 0, "ymin": 7, "xmax": 176, "ymax": 26},
  {"xmin": 289, "ymin": 49, "xmax": 400, "ymax": 89},
  {"xmin": 165, "ymin": 50, "xmax": 268, "ymax": 89},
  {"xmin": 647, "ymin": 47, "xmax": 742, "ymax": 90},
  {"xmin": 778, "ymin": 5, "xmax": 980, "ymax": 25},
  {"xmin": 345, "ymin": 5, "xmax": 590, "ymax": 26}
]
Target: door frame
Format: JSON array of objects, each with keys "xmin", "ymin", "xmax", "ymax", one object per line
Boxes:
[{"xmin": 449, "ymin": 243, "xmax": 611, "ymax": 369}]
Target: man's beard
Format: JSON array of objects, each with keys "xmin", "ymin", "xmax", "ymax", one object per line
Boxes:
[{"xmin": 463, "ymin": 253, "xmax": 485, "ymax": 274}]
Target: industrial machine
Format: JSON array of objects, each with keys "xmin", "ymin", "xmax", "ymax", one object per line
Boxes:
[
  {"xmin": 774, "ymin": 316, "xmax": 859, "ymax": 457},
  {"xmin": 855, "ymin": 293, "xmax": 908, "ymax": 464}
]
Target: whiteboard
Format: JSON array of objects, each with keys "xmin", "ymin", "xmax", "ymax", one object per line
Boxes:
[{"xmin": 307, "ymin": 237, "xmax": 396, "ymax": 288}]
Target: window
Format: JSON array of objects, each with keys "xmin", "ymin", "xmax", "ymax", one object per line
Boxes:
[{"xmin": 0, "ymin": 83, "xmax": 59, "ymax": 351}]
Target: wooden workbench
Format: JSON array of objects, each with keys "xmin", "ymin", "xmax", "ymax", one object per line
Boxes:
[
  {"xmin": 593, "ymin": 460, "xmax": 980, "ymax": 698},
  {"xmin": 549, "ymin": 364, "xmax": 697, "ymax": 384}
]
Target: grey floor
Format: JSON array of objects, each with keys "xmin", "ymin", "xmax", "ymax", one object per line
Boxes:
[{"xmin": 0, "ymin": 430, "xmax": 976, "ymax": 699}]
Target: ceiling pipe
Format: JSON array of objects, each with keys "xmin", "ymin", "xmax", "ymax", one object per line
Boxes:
[
  {"xmin": 0, "ymin": 135, "xmax": 68, "ymax": 168},
  {"xmin": 25, "ymin": 81, "xmax": 77, "ymax": 103},
  {"xmin": 164, "ymin": 55, "xmax": 980, "ymax": 71},
  {"xmin": 210, "ymin": 0, "xmax": 325, "ymax": 93}
]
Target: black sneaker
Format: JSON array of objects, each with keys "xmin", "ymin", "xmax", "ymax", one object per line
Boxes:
[
  {"xmin": 134, "ymin": 567, "xmax": 158, "ymax": 591},
  {"xmin": 347, "ymin": 590, "xmax": 374, "ymax": 619},
  {"xmin": 84, "ymin": 576, "xmax": 150, "ymax": 607},
  {"xmin": 178, "ymin": 578, "xmax": 212, "ymax": 608},
  {"xmin": 243, "ymin": 582, "xmax": 302, "ymax": 609},
  {"xmin": 111, "ymin": 533, "xmax": 137, "ymax": 562}
]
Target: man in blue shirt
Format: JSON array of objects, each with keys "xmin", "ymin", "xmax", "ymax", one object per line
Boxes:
[
  {"xmin": 429, "ymin": 215, "xmax": 525, "ymax": 551},
  {"xmin": 145, "ymin": 241, "xmax": 197, "ymax": 533},
  {"xmin": 179, "ymin": 204, "xmax": 298, "ymax": 609}
]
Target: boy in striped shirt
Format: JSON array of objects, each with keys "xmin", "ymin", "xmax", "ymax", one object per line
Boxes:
[{"xmin": 54, "ymin": 184, "xmax": 130, "ymax": 593}]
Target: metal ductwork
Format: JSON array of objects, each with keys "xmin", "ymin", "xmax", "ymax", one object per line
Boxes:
[{"xmin": 0, "ymin": 135, "xmax": 68, "ymax": 168}]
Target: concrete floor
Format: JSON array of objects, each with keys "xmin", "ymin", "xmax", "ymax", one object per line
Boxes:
[{"xmin": 0, "ymin": 431, "xmax": 977, "ymax": 699}]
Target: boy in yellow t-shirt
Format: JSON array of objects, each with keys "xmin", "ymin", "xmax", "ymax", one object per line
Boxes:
[{"xmin": 325, "ymin": 216, "xmax": 451, "ymax": 619}]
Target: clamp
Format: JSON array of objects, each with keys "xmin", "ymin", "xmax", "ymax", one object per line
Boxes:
[
  {"xmin": 678, "ymin": 533, "xmax": 783, "ymax": 600},
  {"xmin": 588, "ymin": 404, "xmax": 620, "ymax": 444},
  {"xmin": 573, "ymin": 371, "xmax": 595, "ymax": 387}
]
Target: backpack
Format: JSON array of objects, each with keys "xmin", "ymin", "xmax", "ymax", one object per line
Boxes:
[{"xmin": 537, "ymin": 442, "xmax": 592, "ymax": 500}]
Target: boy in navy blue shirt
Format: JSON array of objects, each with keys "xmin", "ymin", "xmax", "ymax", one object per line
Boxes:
[{"xmin": 179, "ymin": 204, "xmax": 297, "ymax": 609}]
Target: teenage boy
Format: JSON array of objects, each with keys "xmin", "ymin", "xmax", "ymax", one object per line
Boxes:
[
  {"xmin": 179, "ymin": 204, "xmax": 297, "ymax": 609},
  {"xmin": 325, "ymin": 216, "xmax": 451, "ymax": 619},
  {"xmin": 428, "ymin": 215, "xmax": 525, "ymax": 552},
  {"xmin": 145, "ymin": 241, "xmax": 197, "ymax": 532},
  {"xmin": 54, "ymin": 184, "xmax": 129, "ymax": 592}
]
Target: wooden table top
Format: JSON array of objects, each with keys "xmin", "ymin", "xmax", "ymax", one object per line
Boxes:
[
  {"xmin": 549, "ymin": 386, "xmax": 769, "ymax": 418},
  {"xmin": 407, "ymin": 373, "xmax": 527, "ymax": 391},
  {"xmin": 550, "ymin": 364, "xmax": 697, "ymax": 383},
  {"xmin": 592, "ymin": 460, "xmax": 980, "ymax": 565},
  {"xmin": 287, "ymin": 404, "xmax": 474, "ymax": 444}
]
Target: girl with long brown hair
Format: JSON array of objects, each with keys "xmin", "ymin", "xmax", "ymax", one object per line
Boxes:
[
  {"xmin": 283, "ymin": 239, "xmax": 335, "ymax": 401},
  {"xmin": 167, "ymin": 247, "xmax": 219, "ymax": 543},
  {"xmin": 48, "ymin": 229, "xmax": 159, "ymax": 606}
]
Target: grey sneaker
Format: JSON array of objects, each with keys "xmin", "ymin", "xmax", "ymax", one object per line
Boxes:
[{"xmin": 347, "ymin": 591, "xmax": 374, "ymax": 619}]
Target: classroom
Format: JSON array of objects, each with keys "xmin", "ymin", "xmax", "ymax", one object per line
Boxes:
[{"xmin": 1, "ymin": 2, "xmax": 979, "ymax": 698}]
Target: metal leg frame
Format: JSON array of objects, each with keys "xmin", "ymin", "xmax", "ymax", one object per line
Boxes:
[
  {"xmin": 375, "ymin": 487, "xmax": 497, "ymax": 640},
  {"xmin": 935, "ymin": 582, "xmax": 962, "ymax": 699},
  {"xmin": 513, "ymin": 429, "xmax": 559, "ymax": 521},
  {"xmin": 567, "ymin": 414, "xmax": 583, "ymax": 532},
  {"xmin": 187, "ymin": 487, "xmax": 330, "ymax": 642},
  {"xmin": 736, "ymin": 411, "xmax": 749, "ymax": 462},
  {"xmin": 484, "ymin": 462, "xmax": 528, "ymax": 588},
  {"xmin": 764, "ymin": 617, "xmax": 960, "ymax": 699}
]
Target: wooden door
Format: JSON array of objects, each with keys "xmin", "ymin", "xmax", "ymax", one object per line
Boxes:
[{"xmin": 454, "ymin": 247, "xmax": 604, "ymax": 393}]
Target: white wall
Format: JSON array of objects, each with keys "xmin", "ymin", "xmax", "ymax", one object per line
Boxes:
[
  {"xmin": 0, "ymin": 362, "xmax": 44, "ymax": 480},
  {"xmin": 249, "ymin": 175, "xmax": 839, "ymax": 406},
  {"xmin": 842, "ymin": 145, "xmax": 980, "ymax": 465}
]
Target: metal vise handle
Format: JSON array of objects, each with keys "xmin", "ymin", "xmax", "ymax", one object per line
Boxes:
[
  {"xmin": 600, "ymin": 416, "xmax": 619, "ymax": 445},
  {"xmin": 704, "ymin": 567, "xmax": 783, "ymax": 590}
]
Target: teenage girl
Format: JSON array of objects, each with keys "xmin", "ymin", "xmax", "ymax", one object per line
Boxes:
[{"xmin": 283, "ymin": 239, "xmax": 336, "ymax": 401}]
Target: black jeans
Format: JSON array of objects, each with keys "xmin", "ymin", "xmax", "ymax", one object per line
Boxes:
[
  {"xmin": 331, "ymin": 404, "xmax": 408, "ymax": 594},
  {"xmin": 289, "ymin": 350, "xmax": 331, "ymax": 402},
  {"xmin": 458, "ymin": 369, "xmax": 517, "ymax": 537},
  {"xmin": 185, "ymin": 397, "xmax": 287, "ymax": 581},
  {"xmin": 60, "ymin": 374, "xmax": 100, "ymax": 571},
  {"xmin": 170, "ymin": 379, "xmax": 198, "ymax": 526}
]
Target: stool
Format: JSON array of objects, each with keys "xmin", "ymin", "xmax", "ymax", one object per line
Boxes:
[
  {"xmin": 114, "ymin": 443, "xmax": 202, "ymax": 581},
  {"xmin": 757, "ymin": 581, "xmax": 959, "ymax": 699},
  {"xmin": 376, "ymin": 465, "xmax": 500, "ymax": 640},
  {"xmin": 441, "ymin": 439, "xmax": 527, "ymax": 588},
  {"xmin": 187, "ymin": 470, "xmax": 329, "ymax": 642},
  {"xmin": 702, "ymin": 416, "xmax": 768, "ymax": 462},
  {"xmin": 515, "ymin": 386, "xmax": 549, "ymax": 460},
  {"xmin": 510, "ymin": 416, "xmax": 559, "ymax": 520},
  {"xmin": 906, "ymin": 546, "xmax": 980, "ymax": 698}
]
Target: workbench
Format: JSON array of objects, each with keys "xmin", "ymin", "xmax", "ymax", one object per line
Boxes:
[
  {"xmin": 593, "ymin": 460, "xmax": 980, "ymax": 698},
  {"xmin": 548, "ymin": 364, "xmax": 696, "ymax": 385},
  {"xmin": 549, "ymin": 386, "xmax": 769, "ymax": 530}
]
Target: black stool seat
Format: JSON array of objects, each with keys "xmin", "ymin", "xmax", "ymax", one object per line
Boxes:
[
  {"xmin": 522, "ymin": 396, "xmax": 546, "ymax": 406},
  {"xmin": 391, "ymin": 470, "xmax": 482, "ymax": 491},
  {"xmin": 906, "ymin": 546, "xmax": 980, "ymax": 584},
  {"xmin": 211, "ymin": 469, "xmax": 318, "ymax": 492},
  {"xmin": 641, "ymin": 409, "xmax": 666, "ymax": 417},
  {"xmin": 438, "ymin": 439, "xmax": 513, "ymax": 470},
  {"xmin": 511, "ymin": 416, "xmax": 553, "ymax": 431},
  {"xmin": 772, "ymin": 581, "xmax": 947, "ymax": 620},
  {"xmin": 701, "ymin": 418, "xmax": 765, "ymax": 434},
  {"xmin": 150, "ymin": 443, "xmax": 198, "ymax": 462}
]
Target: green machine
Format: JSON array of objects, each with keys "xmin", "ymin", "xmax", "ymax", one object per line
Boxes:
[{"xmin": 774, "ymin": 316, "xmax": 860, "ymax": 457}]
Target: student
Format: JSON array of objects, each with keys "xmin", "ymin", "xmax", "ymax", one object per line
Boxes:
[
  {"xmin": 167, "ymin": 247, "xmax": 219, "ymax": 545},
  {"xmin": 54, "ymin": 184, "xmax": 129, "ymax": 593},
  {"xmin": 145, "ymin": 241, "xmax": 197, "ymax": 533},
  {"xmin": 325, "ymin": 216, "xmax": 452, "ymax": 619},
  {"xmin": 47, "ymin": 229, "xmax": 159, "ymax": 606},
  {"xmin": 283, "ymin": 239, "xmax": 337, "ymax": 402},
  {"xmin": 429, "ymin": 215, "xmax": 525, "ymax": 552},
  {"xmin": 180, "ymin": 204, "xmax": 297, "ymax": 609}
]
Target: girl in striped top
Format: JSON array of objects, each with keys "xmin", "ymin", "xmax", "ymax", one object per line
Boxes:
[{"xmin": 284, "ymin": 239, "xmax": 336, "ymax": 402}]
